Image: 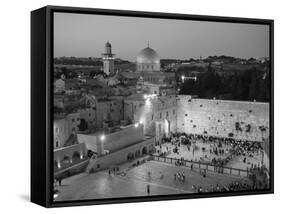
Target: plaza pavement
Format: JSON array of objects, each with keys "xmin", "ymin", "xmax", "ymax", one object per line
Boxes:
[{"xmin": 55, "ymin": 160, "xmax": 249, "ymax": 201}]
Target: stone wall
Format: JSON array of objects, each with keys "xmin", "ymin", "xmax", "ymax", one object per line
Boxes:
[
  {"xmin": 86, "ymin": 137, "xmax": 155, "ymax": 172},
  {"xmin": 78, "ymin": 124, "xmax": 145, "ymax": 155},
  {"xmin": 124, "ymin": 95, "xmax": 177, "ymax": 138},
  {"xmin": 53, "ymin": 142, "xmax": 87, "ymax": 162},
  {"xmin": 177, "ymin": 95, "xmax": 269, "ymax": 142}
]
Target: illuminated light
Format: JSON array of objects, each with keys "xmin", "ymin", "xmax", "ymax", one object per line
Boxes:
[
  {"xmin": 139, "ymin": 120, "xmax": 143, "ymax": 124},
  {"xmin": 134, "ymin": 123, "xmax": 139, "ymax": 128},
  {"xmin": 53, "ymin": 193, "xmax": 58, "ymax": 199},
  {"xmin": 145, "ymin": 98, "xmax": 151, "ymax": 106},
  {"xmin": 80, "ymin": 151, "xmax": 83, "ymax": 159},
  {"xmin": 144, "ymin": 94, "xmax": 157, "ymax": 100},
  {"xmin": 57, "ymin": 161, "xmax": 61, "ymax": 169},
  {"xmin": 100, "ymin": 135, "xmax": 105, "ymax": 141}
]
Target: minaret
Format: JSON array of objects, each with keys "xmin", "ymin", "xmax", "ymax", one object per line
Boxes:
[{"xmin": 102, "ymin": 41, "xmax": 115, "ymax": 76}]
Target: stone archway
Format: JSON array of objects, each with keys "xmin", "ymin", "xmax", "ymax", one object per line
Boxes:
[
  {"xmin": 148, "ymin": 144, "xmax": 155, "ymax": 153},
  {"xmin": 135, "ymin": 150, "xmax": 141, "ymax": 158},
  {"xmin": 72, "ymin": 151, "xmax": 80, "ymax": 160},
  {"xmin": 62, "ymin": 155, "xmax": 71, "ymax": 164},
  {"xmin": 142, "ymin": 147, "xmax": 148, "ymax": 155},
  {"xmin": 127, "ymin": 152, "xmax": 134, "ymax": 161}
]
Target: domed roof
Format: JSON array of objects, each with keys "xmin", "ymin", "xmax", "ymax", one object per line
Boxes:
[
  {"xmin": 105, "ymin": 41, "xmax": 111, "ymax": 47},
  {"xmin": 137, "ymin": 47, "xmax": 160, "ymax": 64}
]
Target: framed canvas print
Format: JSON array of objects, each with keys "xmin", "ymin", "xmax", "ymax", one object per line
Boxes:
[{"xmin": 31, "ymin": 5, "xmax": 274, "ymax": 207}]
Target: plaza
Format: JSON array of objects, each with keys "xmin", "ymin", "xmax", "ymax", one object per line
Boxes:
[{"xmin": 55, "ymin": 159, "xmax": 250, "ymax": 201}]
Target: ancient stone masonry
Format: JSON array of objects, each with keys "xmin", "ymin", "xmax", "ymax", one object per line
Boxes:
[{"xmin": 176, "ymin": 95, "xmax": 269, "ymax": 142}]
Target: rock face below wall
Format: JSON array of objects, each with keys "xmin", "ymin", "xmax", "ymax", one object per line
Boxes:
[{"xmin": 176, "ymin": 95, "xmax": 269, "ymax": 142}]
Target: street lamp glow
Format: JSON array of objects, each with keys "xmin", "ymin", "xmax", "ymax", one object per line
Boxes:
[
  {"xmin": 181, "ymin": 75, "xmax": 185, "ymax": 82},
  {"xmin": 145, "ymin": 98, "xmax": 150, "ymax": 106},
  {"xmin": 100, "ymin": 135, "xmax": 105, "ymax": 141},
  {"xmin": 134, "ymin": 123, "xmax": 139, "ymax": 128}
]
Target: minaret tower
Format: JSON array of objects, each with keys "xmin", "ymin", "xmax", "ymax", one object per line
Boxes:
[{"xmin": 102, "ymin": 41, "xmax": 115, "ymax": 76}]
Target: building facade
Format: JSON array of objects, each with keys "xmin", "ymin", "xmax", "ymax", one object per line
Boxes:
[{"xmin": 102, "ymin": 41, "xmax": 115, "ymax": 76}]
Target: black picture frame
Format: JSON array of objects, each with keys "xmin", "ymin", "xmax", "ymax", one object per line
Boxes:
[{"xmin": 31, "ymin": 5, "xmax": 274, "ymax": 208}]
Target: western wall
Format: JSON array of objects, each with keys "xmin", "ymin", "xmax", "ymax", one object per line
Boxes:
[{"xmin": 176, "ymin": 95, "xmax": 269, "ymax": 142}]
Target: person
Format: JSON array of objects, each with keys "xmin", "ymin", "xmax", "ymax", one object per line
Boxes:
[
  {"xmin": 58, "ymin": 177, "xmax": 62, "ymax": 186},
  {"xmin": 203, "ymin": 169, "xmax": 206, "ymax": 178},
  {"xmin": 147, "ymin": 184, "xmax": 150, "ymax": 194}
]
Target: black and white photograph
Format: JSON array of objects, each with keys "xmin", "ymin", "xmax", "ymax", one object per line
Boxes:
[{"xmin": 52, "ymin": 10, "xmax": 272, "ymax": 203}]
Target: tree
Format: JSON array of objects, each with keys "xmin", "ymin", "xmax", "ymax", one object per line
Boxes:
[{"xmin": 249, "ymin": 70, "xmax": 259, "ymax": 100}]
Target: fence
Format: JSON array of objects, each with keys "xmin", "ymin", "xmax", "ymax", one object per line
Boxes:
[{"xmin": 151, "ymin": 155, "xmax": 249, "ymax": 177}]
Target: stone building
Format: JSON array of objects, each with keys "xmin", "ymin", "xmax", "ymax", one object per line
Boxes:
[
  {"xmin": 136, "ymin": 44, "xmax": 161, "ymax": 72},
  {"xmin": 102, "ymin": 41, "xmax": 115, "ymax": 76},
  {"xmin": 124, "ymin": 93, "xmax": 177, "ymax": 142}
]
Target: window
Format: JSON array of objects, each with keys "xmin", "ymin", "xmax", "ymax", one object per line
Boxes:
[
  {"xmin": 72, "ymin": 118, "xmax": 75, "ymax": 122},
  {"xmin": 152, "ymin": 114, "xmax": 154, "ymax": 120},
  {"xmin": 55, "ymin": 141, "xmax": 59, "ymax": 148},
  {"xmin": 173, "ymin": 110, "xmax": 176, "ymax": 115},
  {"xmin": 160, "ymin": 112, "xmax": 162, "ymax": 119},
  {"xmin": 166, "ymin": 111, "xmax": 169, "ymax": 117},
  {"xmin": 55, "ymin": 127, "xmax": 58, "ymax": 133}
]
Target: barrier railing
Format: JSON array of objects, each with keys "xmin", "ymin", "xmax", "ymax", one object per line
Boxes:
[{"xmin": 151, "ymin": 155, "xmax": 249, "ymax": 177}]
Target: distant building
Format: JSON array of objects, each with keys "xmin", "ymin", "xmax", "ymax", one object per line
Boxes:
[
  {"xmin": 53, "ymin": 113, "xmax": 80, "ymax": 149},
  {"xmin": 54, "ymin": 78, "xmax": 65, "ymax": 93},
  {"xmin": 136, "ymin": 44, "xmax": 160, "ymax": 72},
  {"xmin": 102, "ymin": 41, "xmax": 115, "ymax": 76}
]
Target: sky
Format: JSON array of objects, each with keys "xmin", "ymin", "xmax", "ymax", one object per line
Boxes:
[{"xmin": 54, "ymin": 12, "xmax": 270, "ymax": 61}]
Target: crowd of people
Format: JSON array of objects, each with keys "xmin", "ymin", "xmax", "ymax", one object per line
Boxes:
[
  {"xmin": 193, "ymin": 180, "xmax": 257, "ymax": 193},
  {"xmin": 155, "ymin": 132, "xmax": 269, "ymax": 190},
  {"xmin": 174, "ymin": 171, "xmax": 186, "ymax": 183},
  {"xmin": 160, "ymin": 132, "xmax": 264, "ymax": 169}
]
